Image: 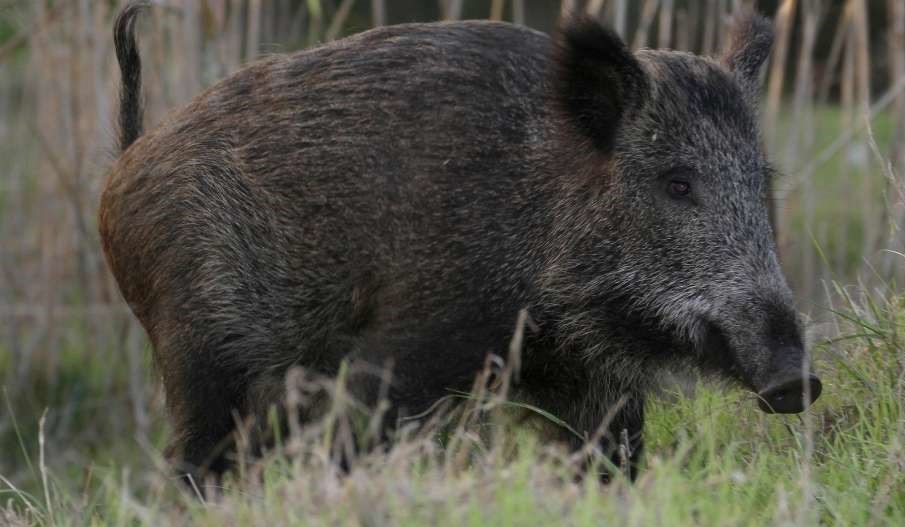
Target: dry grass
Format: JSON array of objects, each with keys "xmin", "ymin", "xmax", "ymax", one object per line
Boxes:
[{"xmin": 0, "ymin": 291, "xmax": 902, "ymax": 526}]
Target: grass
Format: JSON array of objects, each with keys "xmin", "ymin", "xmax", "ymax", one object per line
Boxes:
[
  {"xmin": 1, "ymin": 292, "xmax": 902, "ymax": 526},
  {"xmin": 773, "ymin": 105, "xmax": 898, "ymax": 282}
]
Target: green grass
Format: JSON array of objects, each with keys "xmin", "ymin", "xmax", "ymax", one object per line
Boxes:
[
  {"xmin": 1, "ymin": 293, "xmax": 903, "ymax": 526},
  {"xmin": 774, "ymin": 105, "xmax": 898, "ymax": 280}
]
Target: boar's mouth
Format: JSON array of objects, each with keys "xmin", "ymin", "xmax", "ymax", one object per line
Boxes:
[{"xmin": 698, "ymin": 320, "xmax": 822, "ymax": 414}]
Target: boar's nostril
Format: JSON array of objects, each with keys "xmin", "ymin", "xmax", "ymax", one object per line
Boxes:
[{"xmin": 757, "ymin": 373, "xmax": 822, "ymax": 414}]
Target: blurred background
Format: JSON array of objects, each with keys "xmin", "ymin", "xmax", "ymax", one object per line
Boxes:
[{"xmin": 0, "ymin": 0, "xmax": 903, "ymax": 487}]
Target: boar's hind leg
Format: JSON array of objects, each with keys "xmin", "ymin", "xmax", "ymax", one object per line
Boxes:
[
  {"xmin": 143, "ymin": 166, "xmax": 286, "ymax": 488},
  {"xmin": 103, "ymin": 148, "xmax": 291, "ymax": 489},
  {"xmin": 158, "ymin": 328, "xmax": 257, "ymax": 489}
]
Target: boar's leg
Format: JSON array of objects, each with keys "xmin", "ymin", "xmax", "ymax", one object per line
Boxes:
[
  {"xmin": 519, "ymin": 358, "xmax": 645, "ymax": 482},
  {"xmin": 599, "ymin": 394, "xmax": 644, "ymax": 482},
  {"xmin": 559, "ymin": 392, "xmax": 645, "ymax": 483},
  {"xmin": 336, "ymin": 325, "xmax": 506, "ymax": 459},
  {"xmin": 560, "ymin": 393, "xmax": 645, "ymax": 483},
  {"xmin": 157, "ymin": 336, "xmax": 249, "ymax": 491}
]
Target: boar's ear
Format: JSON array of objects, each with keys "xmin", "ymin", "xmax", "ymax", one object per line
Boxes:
[
  {"xmin": 552, "ymin": 15, "xmax": 649, "ymax": 153},
  {"xmin": 721, "ymin": 11, "xmax": 774, "ymax": 99}
]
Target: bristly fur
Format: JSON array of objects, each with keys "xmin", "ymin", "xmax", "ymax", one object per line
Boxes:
[
  {"xmin": 551, "ymin": 15, "xmax": 649, "ymax": 152},
  {"xmin": 100, "ymin": 7, "xmax": 816, "ymax": 488},
  {"xmin": 113, "ymin": 1, "xmax": 148, "ymax": 152}
]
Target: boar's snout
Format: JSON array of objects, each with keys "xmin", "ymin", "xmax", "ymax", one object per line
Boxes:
[
  {"xmin": 757, "ymin": 372, "xmax": 823, "ymax": 414},
  {"xmin": 701, "ymin": 297, "xmax": 823, "ymax": 414},
  {"xmin": 756, "ymin": 364, "xmax": 822, "ymax": 414}
]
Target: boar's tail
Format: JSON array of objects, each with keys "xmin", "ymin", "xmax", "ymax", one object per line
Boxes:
[{"xmin": 113, "ymin": 1, "xmax": 148, "ymax": 152}]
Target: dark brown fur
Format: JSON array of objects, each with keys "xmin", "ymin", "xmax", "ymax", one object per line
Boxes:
[{"xmin": 101, "ymin": 4, "xmax": 817, "ymax": 485}]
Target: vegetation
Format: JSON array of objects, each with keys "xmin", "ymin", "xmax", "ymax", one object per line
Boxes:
[{"xmin": 1, "ymin": 291, "xmax": 902, "ymax": 526}]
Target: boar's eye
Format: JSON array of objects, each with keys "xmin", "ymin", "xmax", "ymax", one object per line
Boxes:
[
  {"xmin": 660, "ymin": 167, "xmax": 696, "ymax": 202},
  {"xmin": 668, "ymin": 179, "xmax": 691, "ymax": 198}
]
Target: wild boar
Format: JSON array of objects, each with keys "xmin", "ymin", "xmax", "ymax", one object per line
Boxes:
[{"xmin": 100, "ymin": 2, "xmax": 821, "ymax": 482}]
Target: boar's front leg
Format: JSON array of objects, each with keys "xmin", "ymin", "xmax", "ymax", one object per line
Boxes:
[
  {"xmin": 520, "ymin": 360, "xmax": 645, "ymax": 482},
  {"xmin": 554, "ymin": 390, "xmax": 644, "ymax": 483},
  {"xmin": 598, "ymin": 394, "xmax": 645, "ymax": 482},
  {"xmin": 564, "ymin": 390, "xmax": 646, "ymax": 483},
  {"xmin": 338, "ymin": 326, "xmax": 499, "ymax": 457}
]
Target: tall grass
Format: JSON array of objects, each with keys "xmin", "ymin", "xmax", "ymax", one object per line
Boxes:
[
  {"xmin": 1, "ymin": 291, "xmax": 902, "ymax": 525},
  {"xmin": 1, "ymin": 1, "xmax": 904, "ymax": 525}
]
